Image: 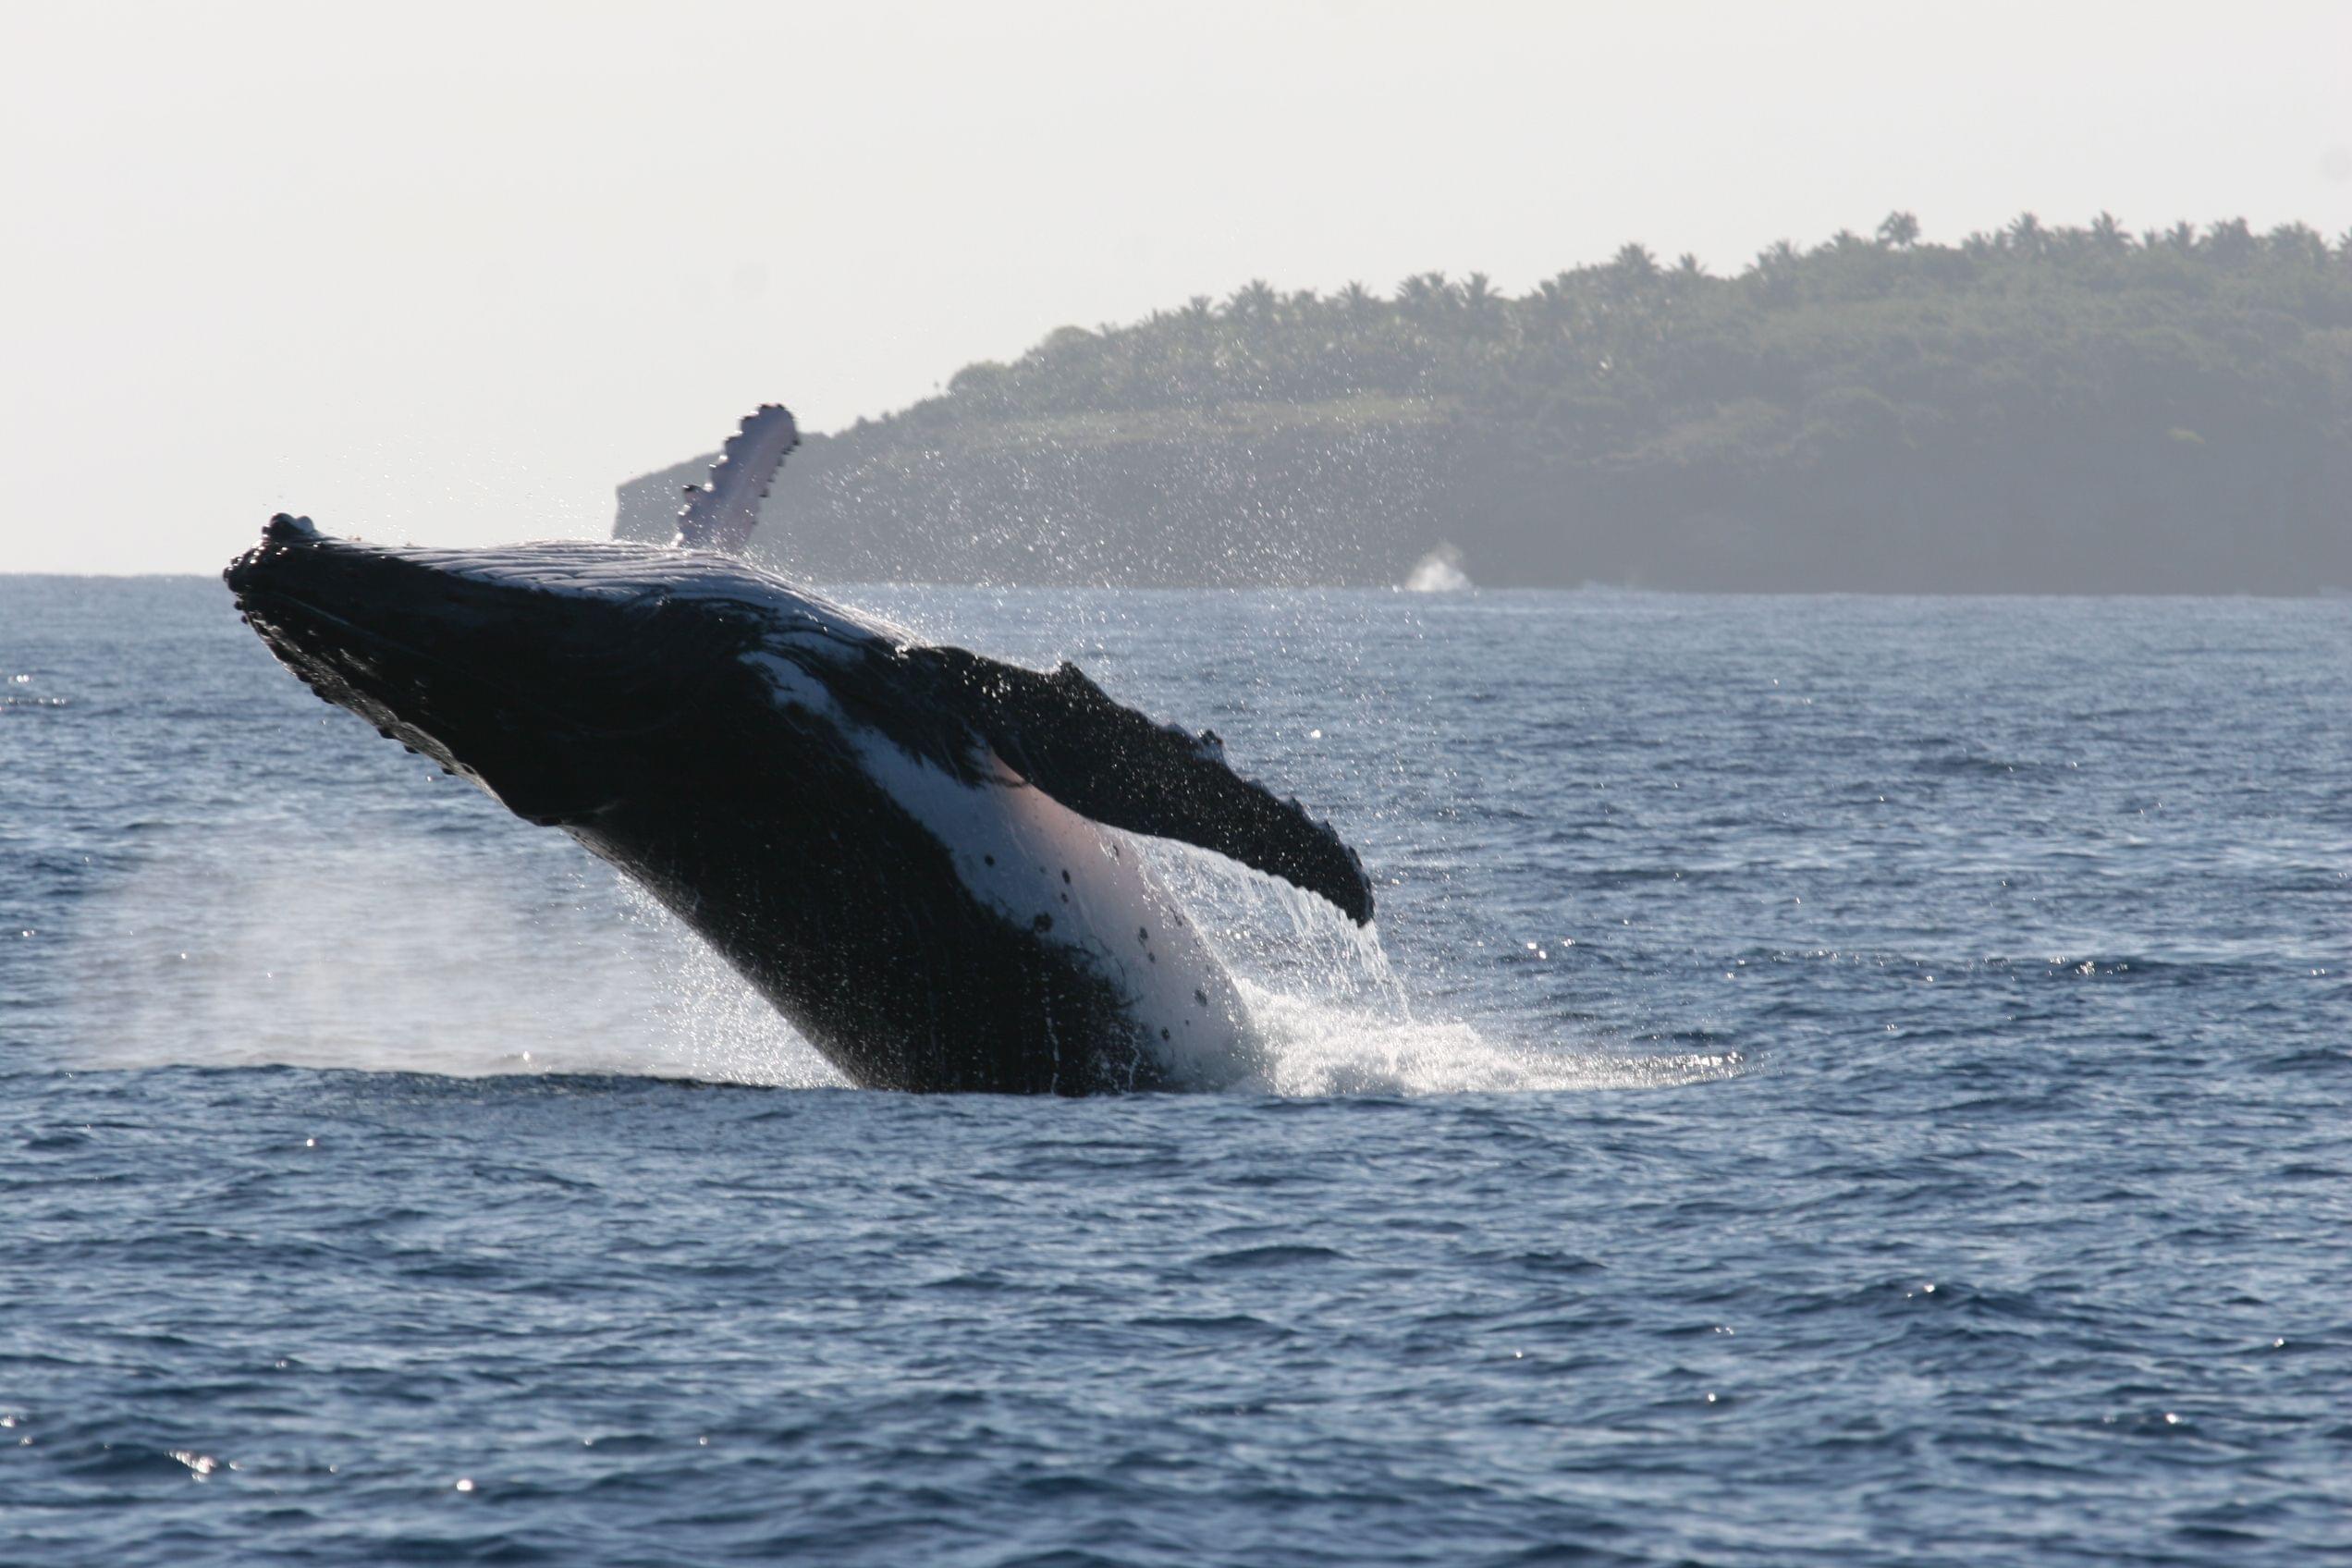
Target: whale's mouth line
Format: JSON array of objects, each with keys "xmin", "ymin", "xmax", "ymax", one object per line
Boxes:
[
  {"xmin": 236, "ymin": 584, "xmax": 457, "ymax": 693},
  {"xmin": 234, "ymin": 582, "xmax": 590, "ymax": 748},
  {"xmin": 241, "ymin": 584, "xmax": 406, "ymax": 652}
]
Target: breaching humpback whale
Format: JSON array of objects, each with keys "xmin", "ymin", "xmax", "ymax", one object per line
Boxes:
[{"xmin": 224, "ymin": 406, "xmax": 1374, "ymax": 1093}]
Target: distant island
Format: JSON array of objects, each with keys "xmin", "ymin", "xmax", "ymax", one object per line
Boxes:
[{"xmin": 618, "ymin": 214, "xmax": 2352, "ymax": 593}]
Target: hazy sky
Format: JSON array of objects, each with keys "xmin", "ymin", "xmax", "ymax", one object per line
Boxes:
[{"xmin": 5, "ymin": 0, "xmax": 2348, "ymax": 573}]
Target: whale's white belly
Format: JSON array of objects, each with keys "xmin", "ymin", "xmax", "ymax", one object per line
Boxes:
[
  {"xmin": 988, "ymin": 773, "xmax": 1258, "ymax": 1086},
  {"xmin": 820, "ymin": 701, "xmax": 1256, "ymax": 1085}
]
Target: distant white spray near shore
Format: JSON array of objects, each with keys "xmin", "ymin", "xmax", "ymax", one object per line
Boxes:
[{"xmin": 1403, "ymin": 543, "xmax": 1472, "ymax": 593}]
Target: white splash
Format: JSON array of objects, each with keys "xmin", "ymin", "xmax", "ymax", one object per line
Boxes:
[
  {"xmin": 1135, "ymin": 839, "xmax": 1738, "ymax": 1096},
  {"xmin": 62, "ymin": 835, "xmax": 827, "ymax": 1083},
  {"xmin": 68, "ymin": 823, "xmax": 1732, "ymax": 1099},
  {"xmin": 1235, "ymin": 984, "xmax": 1741, "ymax": 1096},
  {"xmin": 613, "ymin": 884, "xmax": 843, "ymax": 1088}
]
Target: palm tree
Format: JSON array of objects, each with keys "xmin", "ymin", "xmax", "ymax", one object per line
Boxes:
[
  {"xmin": 1224, "ymin": 278, "xmax": 1278, "ymax": 320},
  {"xmin": 1612, "ymin": 242, "xmax": 1659, "ymax": 282},
  {"xmin": 1394, "ymin": 272, "xmax": 1456, "ymax": 324},
  {"xmin": 2266, "ymin": 222, "xmax": 2327, "ymax": 266},
  {"xmin": 2007, "ymin": 211, "xmax": 2047, "ymax": 258},
  {"xmin": 1876, "ymin": 211, "xmax": 1921, "ymax": 249},
  {"xmin": 2163, "ymin": 221, "xmax": 2199, "ymax": 254},
  {"xmin": 1675, "ymin": 252, "xmax": 1706, "ymax": 278},
  {"xmin": 1744, "ymin": 240, "xmax": 1799, "ymax": 303},
  {"xmin": 2088, "ymin": 211, "xmax": 2131, "ymax": 255},
  {"xmin": 1462, "ymin": 271, "xmax": 1500, "ymax": 316},
  {"xmin": 1338, "ymin": 280, "xmax": 1375, "ymax": 316},
  {"xmin": 2205, "ymin": 216, "xmax": 2256, "ymax": 263},
  {"xmin": 1529, "ymin": 275, "xmax": 1574, "ymax": 324}
]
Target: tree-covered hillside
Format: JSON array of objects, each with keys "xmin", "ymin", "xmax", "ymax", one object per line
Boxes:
[{"xmin": 619, "ymin": 214, "xmax": 2352, "ymax": 592}]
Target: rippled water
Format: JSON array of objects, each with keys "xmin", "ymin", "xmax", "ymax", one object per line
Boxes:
[{"xmin": 4, "ymin": 577, "xmax": 2348, "ymax": 1564}]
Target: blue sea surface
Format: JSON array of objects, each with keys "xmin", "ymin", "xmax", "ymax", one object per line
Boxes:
[{"xmin": 3, "ymin": 576, "xmax": 2348, "ymax": 1565}]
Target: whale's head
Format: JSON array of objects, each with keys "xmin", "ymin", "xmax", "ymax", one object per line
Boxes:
[{"xmin": 224, "ymin": 515, "xmax": 841, "ymax": 826}]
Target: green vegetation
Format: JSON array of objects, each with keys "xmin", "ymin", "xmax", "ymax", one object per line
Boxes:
[{"xmin": 621, "ymin": 214, "xmax": 2352, "ymax": 591}]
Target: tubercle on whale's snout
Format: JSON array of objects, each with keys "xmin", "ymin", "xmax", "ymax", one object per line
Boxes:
[
  {"xmin": 222, "ymin": 516, "xmax": 404, "ymax": 729},
  {"xmin": 223, "ymin": 514, "xmax": 326, "ymax": 596}
]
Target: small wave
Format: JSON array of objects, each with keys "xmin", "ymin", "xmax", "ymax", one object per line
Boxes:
[
  {"xmin": 1917, "ymin": 748, "xmax": 2049, "ymax": 778},
  {"xmin": 1196, "ymin": 1243, "xmax": 1344, "ymax": 1269}
]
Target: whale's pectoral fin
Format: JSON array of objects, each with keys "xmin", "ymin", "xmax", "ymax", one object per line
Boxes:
[
  {"xmin": 674, "ymin": 404, "xmax": 799, "ymax": 554},
  {"xmin": 916, "ymin": 649, "xmax": 1376, "ymax": 925}
]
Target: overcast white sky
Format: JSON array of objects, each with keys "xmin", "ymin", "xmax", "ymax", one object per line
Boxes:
[{"xmin": 4, "ymin": 0, "xmax": 2347, "ymax": 573}]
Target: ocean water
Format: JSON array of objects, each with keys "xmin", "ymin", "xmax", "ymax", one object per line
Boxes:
[{"xmin": 3, "ymin": 575, "xmax": 2348, "ymax": 1565}]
